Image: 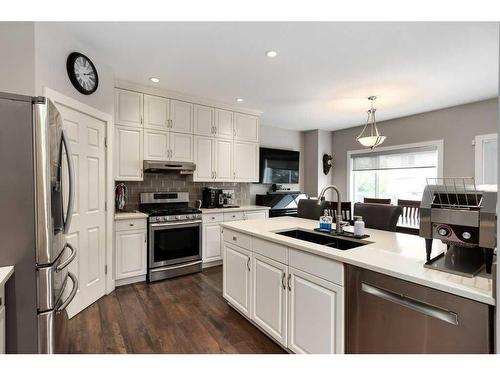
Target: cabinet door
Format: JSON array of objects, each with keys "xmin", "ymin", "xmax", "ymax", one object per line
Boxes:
[
  {"xmin": 0, "ymin": 306, "xmax": 4, "ymax": 354},
  {"xmin": 194, "ymin": 105, "xmax": 214, "ymax": 136},
  {"xmin": 170, "ymin": 100, "xmax": 193, "ymax": 134},
  {"xmin": 115, "ymin": 126, "xmax": 143, "ymax": 181},
  {"xmin": 234, "ymin": 112, "xmax": 259, "ymax": 142},
  {"xmin": 244, "ymin": 210, "xmax": 268, "ymax": 220},
  {"xmin": 223, "ymin": 243, "xmax": 252, "ymax": 318},
  {"xmin": 193, "ymin": 136, "xmax": 214, "ymax": 182},
  {"xmin": 144, "ymin": 94, "xmax": 169, "ymax": 130},
  {"xmin": 202, "ymin": 223, "xmax": 222, "ymax": 262},
  {"xmin": 115, "ymin": 89, "xmax": 143, "ymax": 128},
  {"xmin": 287, "ymin": 267, "xmax": 344, "ymax": 354},
  {"xmin": 170, "ymin": 132, "xmax": 193, "ymax": 162},
  {"xmin": 115, "ymin": 229, "xmax": 147, "ymax": 280},
  {"xmin": 144, "ymin": 129, "xmax": 169, "ymax": 161},
  {"xmin": 214, "ymin": 138, "xmax": 233, "ymax": 181},
  {"xmin": 215, "ymin": 109, "xmax": 234, "ymax": 139},
  {"xmin": 251, "ymin": 254, "xmax": 288, "ymax": 346},
  {"xmin": 234, "ymin": 141, "xmax": 259, "ymax": 182}
]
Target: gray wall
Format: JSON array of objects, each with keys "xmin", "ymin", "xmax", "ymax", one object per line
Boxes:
[
  {"xmin": 331, "ymin": 98, "xmax": 499, "ymax": 197},
  {"xmin": 303, "ymin": 130, "xmax": 334, "ymax": 199}
]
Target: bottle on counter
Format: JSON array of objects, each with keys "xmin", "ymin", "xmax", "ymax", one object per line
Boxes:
[
  {"xmin": 353, "ymin": 216, "xmax": 365, "ymax": 237},
  {"xmin": 319, "ymin": 209, "xmax": 333, "ymax": 231}
]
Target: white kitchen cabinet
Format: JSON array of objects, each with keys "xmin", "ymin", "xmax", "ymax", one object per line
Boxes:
[
  {"xmin": 251, "ymin": 253, "xmax": 288, "ymax": 346},
  {"xmin": 234, "ymin": 112, "xmax": 259, "ymax": 142},
  {"xmin": 115, "ymin": 125, "xmax": 143, "ymax": 181},
  {"xmin": 202, "ymin": 222, "xmax": 222, "ymax": 263},
  {"xmin": 287, "ymin": 267, "xmax": 344, "ymax": 354},
  {"xmin": 115, "ymin": 89, "xmax": 143, "ymax": 128},
  {"xmin": 193, "ymin": 136, "xmax": 215, "ymax": 181},
  {"xmin": 170, "ymin": 132, "xmax": 193, "ymax": 162},
  {"xmin": 223, "ymin": 243, "xmax": 252, "ymax": 318},
  {"xmin": 115, "ymin": 221, "xmax": 147, "ymax": 281},
  {"xmin": 215, "ymin": 109, "xmax": 234, "ymax": 139},
  {"xmin": 144, "ymin": 94, "xmax": 169, "ymax": 130},
  {"xmin": 144, "ymin": 129, "xmax": 169, "ymax": 161},
  {"xmin": 244, "ymin": 210, "xmax": 268, "ymax": 220},
  {"xmin": 215, "ymin": 138, "xmax": 233, "ymax": 181},
  {"xmin": 194, "ymin": 105, "xmax": 215, "ymax": 136},
  {"xmin": 170, "ymin": 100, "xmax": 193, "ymax": 134},
  {"xmin": 234, "ymin": 140, "xmax": 259, "ymax": 182}
]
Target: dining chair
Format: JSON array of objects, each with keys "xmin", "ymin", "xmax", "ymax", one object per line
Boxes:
[
  {"xmin": 325, "ymin": 201, "xmax": 353, "ymax": 222},
  {"xmin": 297, "ymin": 199, "xmax": 327, "ymax": 220},
  {"xmin": 397, "ymin": 199, "xmax": 421, "ymax": 219},
  {"xmin": 353, "ymin": 203, "xmax": 403, "ymax": 232},
  {"xmin": 363, "ymin": 197, "xmax": 392, "ymax": 204}
]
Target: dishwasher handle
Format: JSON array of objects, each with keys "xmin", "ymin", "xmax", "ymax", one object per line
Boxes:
[{"xmin": 361, "ymin": 282, "xmax": 459, "ymax": 326}]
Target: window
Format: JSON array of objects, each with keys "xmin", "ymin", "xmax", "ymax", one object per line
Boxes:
[
  {"xmin": 475, "ymin": 133, "xmax": 497, "ymax": 185},
  {"xmin": 349, "ymin": 142, "xmax": 442, "ymax": 204}
]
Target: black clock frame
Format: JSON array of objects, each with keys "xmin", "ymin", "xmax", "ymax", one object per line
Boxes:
[{"xmin": 66, "ymin": 52, "xmax": 99, "ymax": 95}]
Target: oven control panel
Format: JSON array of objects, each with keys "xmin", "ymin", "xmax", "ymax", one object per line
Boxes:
[
  {"xmin": 149, "ymin": 214, "xmax": 202, "ymax": 223},
  {"xmin": 431, "ymin": 223, "xmax": 479, "ymax": 245}
]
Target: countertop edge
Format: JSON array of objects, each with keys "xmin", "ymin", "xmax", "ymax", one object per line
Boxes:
[
  {"xmin": 0, "ymin": 266, "xmax": 14, "ymax": 285},
  {"xmin": 114, "ymin": 212, "xmax": 148, "ymax": 220},
  {"xmin": 200, "ymin": 206, "xmax": 270, "ymax": 214}
]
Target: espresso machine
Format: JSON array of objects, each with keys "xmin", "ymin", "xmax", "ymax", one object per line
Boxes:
[{"xmin": 419, "ymin": 178, "xmax": 497, "ymax": 277}]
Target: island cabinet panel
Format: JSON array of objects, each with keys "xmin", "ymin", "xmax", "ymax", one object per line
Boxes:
[
  {"xmin": 287, "ymin": 267, "xmax": 344, "ymax": 354},
  {"xmin": 223, "ymin": 243, "xmax": 252, "ymax": 318},
  {"xmin": 202, "ymin": 222, "xmax": 222, "ymax": 263},
  {"xmin": 251, "ymin": 253, "xmax": 288, "ymax": 346}
]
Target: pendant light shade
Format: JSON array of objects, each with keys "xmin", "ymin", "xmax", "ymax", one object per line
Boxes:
[{"xmin": 356, "ymin": 96, "xmax": 386, "ymax": 149}]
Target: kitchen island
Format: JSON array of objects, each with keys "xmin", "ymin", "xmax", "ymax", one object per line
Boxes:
[{"xmin": 220, "ymin": 216, "xmax": 494, "ymax": 354}]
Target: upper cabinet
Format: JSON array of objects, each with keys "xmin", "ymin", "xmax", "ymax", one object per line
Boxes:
[
  {"xmin": 215, "ymin": 109, "xmax": 234, "ymax": 139},
  {"xmin": 234, "ymin": 113, "xmax": 259, "ymax": 142},
  {"xmin": 115, "ymin": 89, "xmax": 143, "ymax": 127},
  {"xmin": 234, "ymin": 140, "xmax": 259, "ymax": 181},
  {"xmin": 144, "ymin": 94, "xmax": 170, "ymax": 130},
  {"xmin": 115, "ymin": 126, "xmax": 143, "ymax": 180},
  {"xmin": 194, "ymin": 105, "xmax": 215, "ymax": 136},
  {"xmin": 170, "ymin": 100, "xmax": 193, "ymax": 134}
]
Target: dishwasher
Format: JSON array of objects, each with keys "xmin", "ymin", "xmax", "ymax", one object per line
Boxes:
[{"xmin": 345, "ymin": 265, "xmax": 494, "ymax": 353}]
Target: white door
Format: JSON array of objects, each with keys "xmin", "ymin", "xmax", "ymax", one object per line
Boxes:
[
  {"xmin": 170, "ymin": 100, "xmax": 193, "ymax": 134},
  {"xmin": 58, "ymin": 104, "xmax": 107, "ymax": 318},
  {"xmin": 144, "ymin": 129, "xmax": 169, "ymax": 161},
  {"xmin": 194, "ymin": 105, "xmax": 214, "ymax": 136},
  {"xmin": 223, "ymin": 243, "xmax": 252, "ymax": 318},
  {"xmin": 115, "ymin": 126, "xmax": 143, "ymax": 180},
  {"xmin": 234, "ymin": 112, "xmax": 259, "ymax": 142},
  {"xmin": 170, "ymin": 132, "xmax": 193, "ymax": 162},
  {"xmin": 193, "ymin": 136, "xmax": 214, "ymax": 181},
  {"xmin": 143, "ymin": 94, "xmax": 169, "ymax": 130},
  {"xmin": 202, "ymin": 223, "xmax": 222, "ymax": 262},
  {"xmin": 114, "ymin": 89, "xmax": 143, "ymax": 128},
  {"xmin": 287, "ymin": 267, "xmax": 344, "ymax": 354},
  {"xmin": 251, "ymin": 253, "xmax": 288, "ymax": 346},
  {"xmin": 244, "ymin": 211, "xmax": 267, "ymax": 220},
  {"xmin": 215, "ymin": 109, "xmax": 233, "ymax": 139},
  {"xmin": 115, "ymin": 229, "xmax": 147, "ymax": 280},
  {"xmin": 234, "ymin": 141, "xmax": 258, "ymax": 182},
  {"xmin": 215, "ymin": 138, "xmax": 233, "ymax": 181}
]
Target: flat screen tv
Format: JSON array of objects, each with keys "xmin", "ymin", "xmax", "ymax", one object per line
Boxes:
[{"xmin": 259, "ymin": 147, "xmax": 300, "ymax": 184}]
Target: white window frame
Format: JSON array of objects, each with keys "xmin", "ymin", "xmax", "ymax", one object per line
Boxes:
[
  {"xmin": 346, "ymin": 140, "xmax": 444, "ymax": 202},
  {"xmin": 474, "ymin": 133, "xmax": 498, "ymax": 185}
]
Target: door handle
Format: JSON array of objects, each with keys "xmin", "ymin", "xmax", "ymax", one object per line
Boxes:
[
  {"xmin": 56, "ymin": 272, "xmax": 78, "ymax": 312},
  {"xmin": 246, "ymin": 257, "xmax": 250, "ymax": 272},
  {"xmin": 56, "ymin": 243, "xmax": 77, "ymax": 272},
  {"xmin": 61, "ymin": 129, "xmax": 75, "ymax": 234},
  {"xmin": 281, "ymin": 272, "xmax": 286, "ymax": 290},
  {"xmin": 361, "ymin": 282, "xmax": 459, "ymax": 325},
  {"xmin": 287, "ymin": 274, "xmax": 292, "ymax": 291}
]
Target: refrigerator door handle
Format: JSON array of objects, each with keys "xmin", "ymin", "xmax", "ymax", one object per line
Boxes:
[
  {"xmin": 61, "ymin": 129, "xmax": 75, "ymax": 234},
  {"xmin": 56, "ymin": 243, "xmax": 77, "ymax": 272},
  {"xmin": 56, "ymin": 271, "xmax": 78, "ymax": 312}
]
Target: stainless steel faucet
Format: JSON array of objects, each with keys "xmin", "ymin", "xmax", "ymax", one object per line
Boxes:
[{"xmin": 317, "ymin": 185, "xmax": 344, "ymax": 234}]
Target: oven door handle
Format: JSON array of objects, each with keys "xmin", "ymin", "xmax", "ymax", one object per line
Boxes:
[
  {"xmin": 150, "ymin": 220, "xmax": 202, "ymax": 227},
  {"xmin": 151, "ymin": 260, "xmax": 202, "ymax": 272}
]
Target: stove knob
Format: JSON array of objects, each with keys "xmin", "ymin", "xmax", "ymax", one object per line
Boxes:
[
  {"xmin": 462, "ymin": 231, "xmax": 472, "ymax": 240},
  {"xmin": 438, "ymin": 227, "xmax": 449, "ymax": 237}
]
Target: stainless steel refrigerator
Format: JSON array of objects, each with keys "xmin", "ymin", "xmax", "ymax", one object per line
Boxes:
[{"xmin": 0, "ymin": 91, "xmax": 78, "ymax": 353}]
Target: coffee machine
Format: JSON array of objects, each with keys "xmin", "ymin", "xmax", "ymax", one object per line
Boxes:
[
  {"xmin": 220, "ymin": 189, "xmax": 238, "ymax": 208},
  {"xmin": 419, "ymin": 178, "xmax": 497, "ymax": 277},
  {"xmin": 201, "ymin": 187, "xmax": 222, "ymax": 208}
]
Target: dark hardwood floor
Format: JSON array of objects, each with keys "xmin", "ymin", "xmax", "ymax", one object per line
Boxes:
[{"xmin": 55, "ymin": 266, "xmax": 286, "ymax": 354}]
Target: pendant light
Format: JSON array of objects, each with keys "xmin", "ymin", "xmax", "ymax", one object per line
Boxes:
[{"xmin": 356, "ymin": 96, "xmax": 386, "ymax": 149}]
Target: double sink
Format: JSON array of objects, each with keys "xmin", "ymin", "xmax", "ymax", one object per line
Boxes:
[{"xmin": 276, "ymin": 229, "xmax": 371, "ymax": 250}]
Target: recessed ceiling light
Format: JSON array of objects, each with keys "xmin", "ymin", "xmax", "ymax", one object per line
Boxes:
[
  {"xmin": 149, "ymin": 77, "xmax": 160, "ymax": 83},
  {"xmin": 266, "ymin": 50, "xmax": 278, "ymax": 58},
  {"xmin": 236, "ymin": 98, "xmax": 244, "ymax": 102}
]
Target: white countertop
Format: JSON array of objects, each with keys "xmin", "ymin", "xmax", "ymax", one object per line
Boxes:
[
  {"xmin": 221, "ymin": 217, "xmax": 495, "ymax": 305},
  {"xmin": 114, "ymin": 211, "xmax": 148, "ymax": 220},
  {"xmin": 200, "ymin": 205, "xmax": 270, "ymax": 214},
  {"xmin": 0, "ymin": 266, "xmax": 14, "ymax": 286}
]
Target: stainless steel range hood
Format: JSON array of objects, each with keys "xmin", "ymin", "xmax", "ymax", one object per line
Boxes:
[{"xmin": 143, "ymin": 160, "xmax": 196, "ymax": 174}]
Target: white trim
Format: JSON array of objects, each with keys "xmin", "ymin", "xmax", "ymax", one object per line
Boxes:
[
  {"xmin": 346, "ymin": 139, "xmax": 444, "ymax": 202},
  {"xmin": 474, "ymin": 133, "xmax": 498, "ymax": 185},
  {"xmin": 43, "ymin": 87, "xmax": 116, "ymax": 296}
]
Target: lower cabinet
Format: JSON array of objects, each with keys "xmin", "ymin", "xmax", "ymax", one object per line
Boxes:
[
  {"xmin": 223, "ymin": 243, "xmax": 252, "ymax": 317},
  {"xmin": 0, "ymin": 305, "xmax": 5, "ymax": 354},
  {"xmin": 202, "ymin": 222, "xmax": 223, "ymax": 263},
  {"xmin": 115, "ymin": 219, "xmax": 147, "ymax": 282},
  {"xmin": 244, "ymin": 210, "xmax": 268, "ymax": 220}
]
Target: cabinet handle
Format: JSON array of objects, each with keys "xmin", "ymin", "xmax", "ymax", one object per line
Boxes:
[
  {"xmin": 129, "ymin": 223, "xmax": 134, "ymax": 227},
  {"xmin": 214, "ymin": 171, "xmax": 217, "ymax": 179},
  {"xmin": 287, "ymin": 274, "xmax": 292, "ymax": 291},
  {"xmin": 169, "ymin": 119, "xmax": 173, "ymax": 128},
  {"xmin": 140, "ymin": 169, "xmax": 143, "ymax": 178},
  {"xmin": 140, "ymin": 116, "xmax": 143, "ymax": 125},
  {"xmin": 232, "ymin": 236, "xmax": 237, "ymax": 241},
  {"xmin": 211, "ymin": 216, "xmax": 216, "ymax": 220},
  {"xmin": 246, "ymin": 257, "xmax": 250, "ymax": 272},
  {"xmin": 281, "ymin": 273, "xmax": 286, "ymax": 290},
  {"xmin": 233, "ymin": 172, "xmax": 236, "ymax": 179}
]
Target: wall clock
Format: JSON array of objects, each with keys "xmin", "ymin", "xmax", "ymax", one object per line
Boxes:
[{"xmin": 66, "ymin": 52, "xmax": 99, "ymax": 95}]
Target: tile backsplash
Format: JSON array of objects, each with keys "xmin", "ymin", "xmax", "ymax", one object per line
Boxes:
[{"xmin": 117, "ymin": 172, "xmax": 251, "ymax": 211}]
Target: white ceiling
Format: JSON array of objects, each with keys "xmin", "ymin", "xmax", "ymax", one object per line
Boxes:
[{"xmin": 60, "ymin": 22, "xmax": 499, "ymax": 131}]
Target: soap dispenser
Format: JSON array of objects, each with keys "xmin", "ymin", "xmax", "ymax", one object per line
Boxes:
[{"xmin": 319, "ymin": 209, "xmax": 333, "ymax": 231}]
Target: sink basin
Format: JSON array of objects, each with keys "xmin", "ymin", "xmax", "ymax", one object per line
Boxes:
[{"xmin": 276, "ymin": 229, "xmax": 370, "ymax": 250}]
